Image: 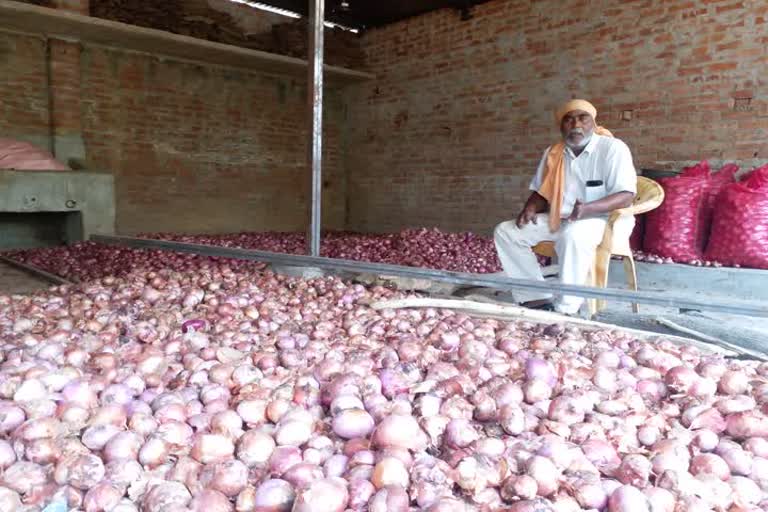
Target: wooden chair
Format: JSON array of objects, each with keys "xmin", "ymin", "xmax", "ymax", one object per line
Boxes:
[{"xmin": 533, "ymin": 176, "xmax": 665, "ymax": 316}]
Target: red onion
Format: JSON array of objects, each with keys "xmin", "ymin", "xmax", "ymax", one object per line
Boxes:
[
  {"xmin": 616, "ymin": 454, "xmax": 651, "ymax": 486},
  {"xmin": 55, "ymin": 453, "xmax": 105, "ymax": 490},
  {"xmin": 731, "ymin": 476, "xmax": 762, "ymax": 506},
  {"xmin": 291, "ymin": 477, "xmax": 348, "ymax": 512},
  {"xmin": 142, "ymin": 481, "xmax": 192, "ymax": 512},
  {"xmin": 692, "ymin": 429, "xmax": 719, "ymax": 452},
  {"xmin": 237, "ymin": 430, "xmax": 276, "ymax": 467},
  {"xmin": 283, "ymin": 463, "xmax": 324, "ymax": 489},
  {"xmin": 690, "ymin": 453, "xmax": 731, "ymax": 480},
  {"xmin": 235, "ymin": 486, "xmax": 257, "ymax": 512},
  {"xmin": 369, "ymin": 485, "xmax": 409, "ymax": 512},
  {"xmin": 103, "ymin": 431, "xmax": 142, "ymax": 462},
  {"xmin": 608, "ymin": 485, "xmax": 649, "ymax": 511},
  {"xmin": 332, "ymin": 409, "xmax": 374, "ymax": 439},
  {"xmin": 645, "ymin": 487, "xmax": 675, "ymax": 512},
  {"xmin": 503, "ymin": 475, "xmax": 538, "ymax": 501},
  {"xmin": 664, "ymin": 365, "xmax": 699, "ymax": 394},
  {"xmin": 526, "ymin": 357, "xmax": 556, "ymax": 386},
  {"xmin": 3, "ymin": 461, "xmax": 47, "ymax": 494},
  {"xmin": 372, "ymin": 457, "xmax": 409, "ymax": 489},
  {"xmin": 269, "ymin": 446, "xmax": 302, "ymax": 475},
  {"xmin": 372, "ymin": 414, "xmax": 427, "ymax": 451},
  {"xmin": 0, "ymin": 488, "xmax": 22, "ymax": 511},
  {"xmin": 0, "ymin": 404, "xmax": 25, "ymax": 433},
  {"xmin": 191, "ymin": 433, "xmax": 235, "ymax": 463},
  {"xmin": 347, "ymin": 479, "xmax": 376, "ymax": 509},
  {"xmin": 275, "ymin": 420, "xmax": 313, "ymax": 446},
  {"xmin": 720, "ymin": 370, "xmax": 750, "ymax": 395},
  {"xmin": 83, "ymin": 482, "xmax": 123, "ymax": 512},
  {"xmin": 190, "ymin": 490, "xmax": 233, "ymax": 512},
  {"xmin": 0, "ymin": 440, "xmax": 17, "ymax": 469},
  {"xmin": 199, "ymin": 460, "xmax": 248, "ymax": 497},
  {"xmin": 523, "ymin": 379, "xmax": 552, "ymax": 403},
  {"xmin": 721, "ymin": 448, "xmax": 753, "ymax": 476},
  {"xmin": 727, "ymin": 412, "xmax": 768, "ymax": 439},
  {"xmin": 182, "ymin": 319, "xmax": 207, "ymax": 333},
  {"xmin": 526, "ymin": 456, "xmax": 559, "ymax": 496}
]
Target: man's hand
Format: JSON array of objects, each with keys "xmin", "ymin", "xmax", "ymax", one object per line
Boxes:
[
  {"xmin": 516, "ymin": 206, "xmax": 539, "ymax": 228},
  {"xmin": 569, "ymin": 200, "xmax": 589, "ymax": 221},
  {"xmin": 569, "ymin": 192, "xmax": 634, "ymax": 221}
]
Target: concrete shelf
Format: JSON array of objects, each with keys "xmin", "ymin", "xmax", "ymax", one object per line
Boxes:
[{"xmin": 0, "ymin": 0, "xmax": 373, "ymax": 84}]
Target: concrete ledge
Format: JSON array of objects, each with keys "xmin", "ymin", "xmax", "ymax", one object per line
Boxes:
[
  {"xmin": 0, "ymin": 170, "xmax": 115, "ymax": 241},
  {"xmin": 608, "ymin": 260, "xmax": 768, "ymax": 302}
]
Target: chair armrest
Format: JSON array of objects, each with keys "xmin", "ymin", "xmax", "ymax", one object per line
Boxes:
[{"xmin": 607, "ymin": 207, "xmax": 634, "ymax": 225}]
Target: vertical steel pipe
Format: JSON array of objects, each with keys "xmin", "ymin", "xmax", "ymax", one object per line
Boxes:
[{"xmin": 307, "ymin": 0, "xmax": 324, "ymax": 256}]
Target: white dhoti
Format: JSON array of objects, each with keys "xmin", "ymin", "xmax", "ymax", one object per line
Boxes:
[{"xmin": 494, "ymin": 213, "xmax": 635, "ymax": 314}]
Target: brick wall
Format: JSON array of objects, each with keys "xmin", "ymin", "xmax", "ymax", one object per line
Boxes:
[
  {"xmin": 346, "ymin": 0, "xmax": 768, "ymax": 234},
  {"xmin": 0, "ymin": 34, "xmax": 50, "ymax": 150},
  {"xmin": 0, "ymin": 3, "xmax": 350, "ymax": 235},
  {"xmin": 80, "ymin": 46, "xmax": 347, "ymax": 235}
]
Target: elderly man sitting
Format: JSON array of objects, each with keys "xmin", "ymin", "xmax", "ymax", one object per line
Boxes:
[{"xmin": 494, "ymin": 99, "xmax": 637, "ymax": 315}]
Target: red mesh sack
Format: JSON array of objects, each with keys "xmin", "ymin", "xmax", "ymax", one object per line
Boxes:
[
  {"xmin": 682, "ymin": 162, "xmax": 739, "ymax": 251},
  {"xmin": 643, "ymin": 175, "xmax": 706, "ymax": 261},
  {"xmin": 680, "ymin": 160, "xmax": 710, "ymax": 179},
  {"xmin": 705, "ymin": 172, "xmax": 768, "ymax": 269},
  {"xmin": 629, "ymin": 215, "xmax": 645, "ymax": 251},
  {"xmin": 741, "ymin": 165, "xmax": 768, "ymax": 190}
]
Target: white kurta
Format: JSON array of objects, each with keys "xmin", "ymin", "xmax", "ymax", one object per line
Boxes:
[{"xmin": 494, "ymin": 134, "xmax": 638, "ymax": 314}]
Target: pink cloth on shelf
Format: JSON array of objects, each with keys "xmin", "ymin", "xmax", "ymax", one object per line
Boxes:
[{"xmin": 0, "ymin": 138, "xmax": 70, "ymax": 171}]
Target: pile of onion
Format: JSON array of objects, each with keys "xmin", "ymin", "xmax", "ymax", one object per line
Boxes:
[
  {"xmin": 7, "ymin": 227, "xmax": 509, "ymax": 281},
  {"xmin": 0, "ymin": 249, "xmax": 765, "ymax": 511}
]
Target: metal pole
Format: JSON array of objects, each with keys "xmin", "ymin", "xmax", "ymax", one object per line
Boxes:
[{"xmin": 307, "ymin": 0, "xmax": 324, "ymax": 256}]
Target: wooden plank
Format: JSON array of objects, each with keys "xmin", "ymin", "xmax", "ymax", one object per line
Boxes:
[{"xmin": 369, "ymin": 296, "xmax": 740, "ymax": 357}]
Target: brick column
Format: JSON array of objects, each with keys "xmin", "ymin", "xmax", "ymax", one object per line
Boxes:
[{"xmin": 47, "ymin": 0, "xmax": 89, "ymax": 167}]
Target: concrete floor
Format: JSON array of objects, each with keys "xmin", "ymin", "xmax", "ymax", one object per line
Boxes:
[
  {"xmin": 0, "ymin": 261, "xmax": 52, "ymax": 295},
  {"xmin": 602, "ymin": 260, "xmax": 768, "ymax": 358}
]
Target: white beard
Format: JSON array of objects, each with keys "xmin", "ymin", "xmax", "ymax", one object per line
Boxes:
[{"xmin": 565, "ymin": 130, "xmax": 594, "ymax": 150}]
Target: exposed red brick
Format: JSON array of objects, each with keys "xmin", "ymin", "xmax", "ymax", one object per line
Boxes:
[{"xmin": 345, "ymin": 0, "xmax": 768, "ymax": 235}]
